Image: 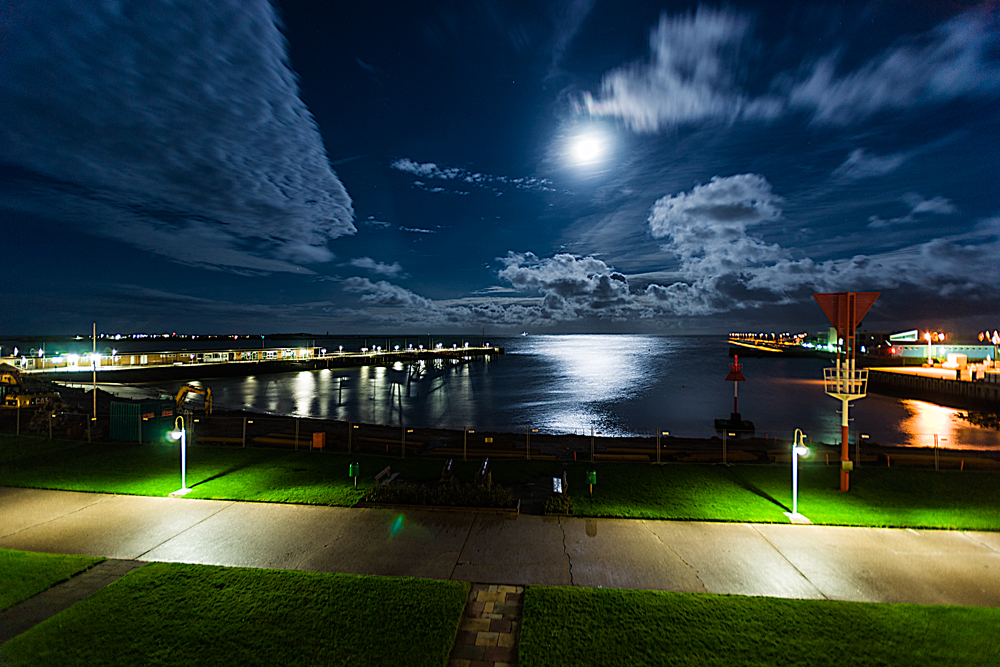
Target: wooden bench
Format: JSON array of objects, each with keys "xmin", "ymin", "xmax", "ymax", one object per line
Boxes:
[{"xmin": 375, "ymin": 465, "xmax": 399, "ymax": 486}]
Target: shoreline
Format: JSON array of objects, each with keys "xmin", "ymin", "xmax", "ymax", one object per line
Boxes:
[{"xmin": 190, "ymin": 406, "xmax": 1000, "ymax": 463}]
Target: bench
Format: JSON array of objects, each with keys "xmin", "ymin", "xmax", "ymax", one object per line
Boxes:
[
  {"xmin": 474, "ymin": 458, "xmax": 491, "ymax": 489},
  {"xmin": 375, "ymin": 465, "xmax": 400, "ymax": 486},
  {"xmin": 440, "ymin": 458, "xmax": 456, "ymax": 484}
]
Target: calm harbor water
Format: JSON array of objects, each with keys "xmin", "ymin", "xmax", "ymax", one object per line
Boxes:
[{"xmin": 130, "ymin": 334, "xmax": 1000, "ymax": 451}]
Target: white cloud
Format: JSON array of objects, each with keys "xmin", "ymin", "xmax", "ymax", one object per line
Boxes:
[
  {"xmin": 399, "ymin": 226, "xmax": 436, "ymax": 234},
  {"xmin": 391, "ymin": 158, "xmax": 553, "ymax": 193},
  {"xmin": 582, "ymin": 7, "xmax": 782, "ymax": 131},
  {"xmin": 867, "ymin": 193, "xmax": 956, "ymax": 228},
  {"xmin": 348, "ymin": 257, "xmax": 404, "ymax": 277},
  {"xmin": 832, "ymin": 149, "xmax": 908, "ymax": 180},
  {"xmin": 789, "ymin": 12, "xmax": 1000, "ymax": 125},
  {"xmin": 362, "ymin": 217, "xmax": 392, "ymax": 229},
  {"xmin": 648, "ymin": 174, "xmax": 786, "ymax": 274},
  {"xmin": 583, "ymin": 8, "xmax": 999, "ymax": 131},
  {"xmin": 0, "ymin": 0, "xmax": 354, "ymax": 271}
]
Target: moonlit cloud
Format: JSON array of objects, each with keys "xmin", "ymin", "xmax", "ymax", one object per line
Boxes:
[
  {"xmin": 391, "ymin": 158, "xmax": 554, "ymax": 193},
  {"xmin": 832, "ymin": 149, "xmax": 909, "ymax": 181},
  {"xmin": 348, "ymin": 257, "xmax": 404, "ymax": 277},
  {"xmin": 789, "ymin": 12, "xmax": 1000, "ymax": 125},
  {"xmin": 584, "ymin": 8, "xmax": 1000, "ymax": 131},
  {"xmin": 868, "ymin": 193, "xmax": 957, "ymax": 228},
  {"xmin": 0, "ymin": 0, "xmax": 354, "ymax": 272},
  {"xmin": 582, "ymin": 7, "xmax": 781, "ymax": 131}
]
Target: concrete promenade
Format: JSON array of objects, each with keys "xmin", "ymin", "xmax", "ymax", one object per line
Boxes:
[{"xmin": 2, "ymin": 486, "xmax": 999, "ymax": 607}]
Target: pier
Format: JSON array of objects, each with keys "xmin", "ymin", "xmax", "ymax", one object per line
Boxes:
[{"xmin": 6, "ymin": 345, "xmax": 504, "ymax": 383}]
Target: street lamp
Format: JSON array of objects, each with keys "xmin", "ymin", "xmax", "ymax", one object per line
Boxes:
[
  {"xmin": 168, "ymin": 415, "xmax": 191, "ymax": 496},
  {"xmin": 786, "ymin": 428, "xmax": 810, "ymax": 521}
]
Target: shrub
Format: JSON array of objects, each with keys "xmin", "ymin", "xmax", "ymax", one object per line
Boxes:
[
  {"xmin": 544, "ymin": 493, "xmax": 573, "ymax": 515},
  {"xmin": 362, "ymin": 482, "xmax": 515, "ymax": 508}
]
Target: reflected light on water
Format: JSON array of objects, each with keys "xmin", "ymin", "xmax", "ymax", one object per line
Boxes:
[
  {"xmin": 521, "ymin": 335, "xmax": 659, "ymax": 434},
  {"xmin": 292, "ymin": 371, "xmax": 316, "ymax": 416},
  {"xmin": 897, "ymin": 399, "xmax": 1000, "ymax": 450}
]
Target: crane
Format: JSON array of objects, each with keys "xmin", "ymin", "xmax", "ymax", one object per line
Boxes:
[{"xmin": 175, "ymin": 384, "xmax": 212, "ymax": 414}]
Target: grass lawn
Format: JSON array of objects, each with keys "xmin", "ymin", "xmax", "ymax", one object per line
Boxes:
[
  {"xmin": 0, "ymin": 435, "xmax": 559, "ymax": 506},
  {"xmin": 564, "ymin": 461, "xmax": 1000, "ymax": 530},
  {"xmin": 0, "ymin": 549, "xmax": 104, "ymax": 611},
  {"xmin": 0, "ymin": 562, "xmax": 469, "ymax": 667},
  {"xmin": 520, "ymin": 586, "xmax": 1000, "ymax": 667}
]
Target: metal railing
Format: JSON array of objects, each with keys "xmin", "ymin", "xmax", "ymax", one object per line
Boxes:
[{"xmin": 823, "ymin": 367, "xmax": 868, "ymax": 397}]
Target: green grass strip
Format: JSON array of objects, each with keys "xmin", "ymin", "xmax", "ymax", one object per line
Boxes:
[
  {"xmin": 0, "ymin": 435, "xmax": 558, "ymax": 507},
  {"xmin": 520, "ymin": 586, "xmax": 1000, "ymax": 667},
  {"xmin": 565, "ymin": 462, "xmax": 1000, "ymax": 530},
  {"xmin": 0, "ymin": 562, "xmax": 469, "ymax": 667},
  {"xmin": 0, "ymin": 549, "xmax": 105, "ymax": 612}
]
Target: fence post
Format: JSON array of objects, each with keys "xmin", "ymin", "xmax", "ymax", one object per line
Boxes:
[
  {"xmin": 656, "ymin": 429, "xmax": 661, "ymax": 465},
  {"xmin": 242, "ymin": 416, "xmax": 247, "ymax": 448},
  {"xmin": 463, "ymin": 427, "xmax": 468, "ymax": 462},
  {"xmin": 591, "ymin": 427, "xmax": 595, "ymax": 463},
  {"xmin": 526, "ymin": 425, "xmax": 530, "ymax": 460},
  {"xmin": 934, "ymin": 433, "xmax": 939, "ymax": 471},
  {"xmin": 295, "ymin": 418, "xmax": 299, "ymax": 450}
]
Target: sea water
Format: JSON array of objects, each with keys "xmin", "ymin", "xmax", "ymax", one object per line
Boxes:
[{"xmin": 145, "ymin": 334, "xmax": 1000, "ymax": 451}]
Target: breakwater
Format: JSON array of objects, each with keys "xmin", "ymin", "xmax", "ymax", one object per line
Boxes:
[{"xmin": 868, "ymin": 369, "xmax": 1000, "ymax": 411}]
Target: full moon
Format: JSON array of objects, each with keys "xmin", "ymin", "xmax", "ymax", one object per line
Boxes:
[{"xmin": 569, "ymin": 132, "xmax": 607, "ymax": 165}]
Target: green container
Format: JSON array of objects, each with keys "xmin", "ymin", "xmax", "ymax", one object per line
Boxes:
[
  {"xmin": 349, "ymin": 462, "xmax": 359, "ymax": 478},
  {"xmin": 586, "ymin": 469, "xmax": 597, "ymax": 485},
  {"xmin": 110, "ymin": 400, "xmax": 175, "ymax": 442}
]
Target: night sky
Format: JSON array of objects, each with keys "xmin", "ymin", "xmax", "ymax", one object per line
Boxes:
[{"xmin": 2, "ymin": 1, "xmax": 998, "ymax": 336}]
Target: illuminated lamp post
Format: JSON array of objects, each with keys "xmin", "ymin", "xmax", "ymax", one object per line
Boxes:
[
  {"xmin": 785, "ymin": 429, "xmax": 811, "ymax": 521},
  {"xmin": 168, "ymin": 415, "xmax": 191, "ymax": 496}
]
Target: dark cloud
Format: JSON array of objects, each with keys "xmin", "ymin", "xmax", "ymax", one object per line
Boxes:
[{"xmin": 0, "ymin": 0, "xmax": 354, "ymax": 272}]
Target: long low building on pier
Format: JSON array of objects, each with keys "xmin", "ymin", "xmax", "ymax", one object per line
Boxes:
[{"xmin": 3, "ymin": 344, "xmax": 503, "ymax": 383}]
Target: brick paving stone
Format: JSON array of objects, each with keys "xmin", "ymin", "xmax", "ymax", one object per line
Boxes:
[
  {"xmin": 455, "ymin": 630, "xmax": 478, "ymax": 645},
  {"xmin": 490, "ymin": 619, "xmax": 512, "ymax": 633},
  {"xmin": 484, "ymin": 646, "xmax": 517, "ymax": 663},
  {"xmin": 451, "ymin": 644, "xmax": 487, "ymax": 661},
  {"xmin": 449, "ymin": 583, "xmax": 524, "ymax": 667},
  {"xmin": 476, "ymin": 631, "xmax": 499, "ymax": 646},
  {"xmin": 460, "ymin": 618, "xmax": 491, "ymax": 632},
  {"xmin": 476, "ymin": 591, "xmax": 505, "ymax": 603}
]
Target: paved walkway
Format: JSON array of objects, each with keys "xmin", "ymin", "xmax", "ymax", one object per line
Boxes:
[
  {"xmin": 2, "ymin": 486, "xmax": 999, "ymax": 608},
  {"xmin": 0, "ymin": 559, "xmax": 142, "ymax": 644}
]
